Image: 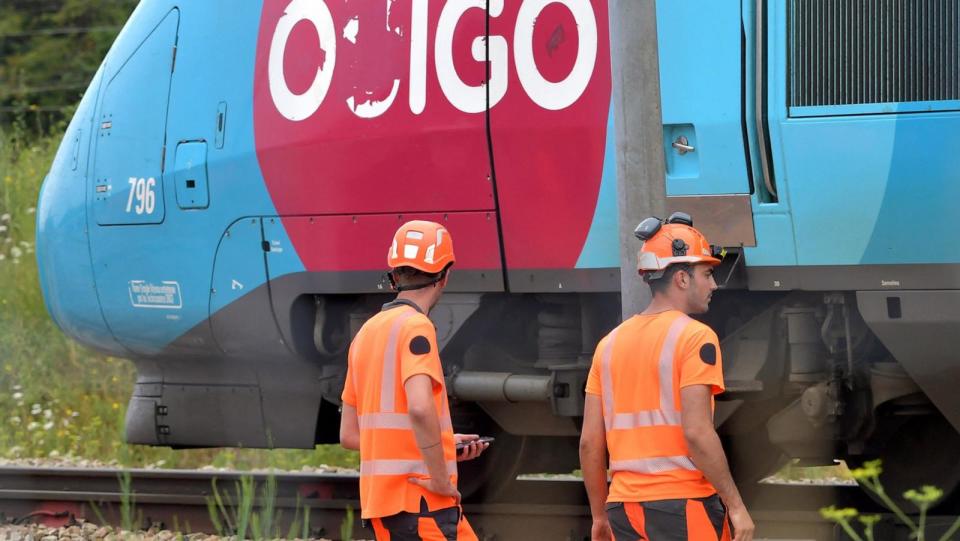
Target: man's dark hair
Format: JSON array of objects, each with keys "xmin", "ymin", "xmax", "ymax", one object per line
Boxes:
[
  {"xmin": 390, "ymin": 265, "xmax": 450, "ymax": 291},
  {"xmin": 645, "ymin": 263, "xmax": 692, "ymax": 295}
]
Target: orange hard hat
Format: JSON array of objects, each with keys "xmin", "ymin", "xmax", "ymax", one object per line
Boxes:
[
  {"xmin": 387, "ymin": 220, "xmax": 455, "ymax": 274},
  {"xmin": 635, "ymin": 213, "xmax": 721, "ymax": 278}
]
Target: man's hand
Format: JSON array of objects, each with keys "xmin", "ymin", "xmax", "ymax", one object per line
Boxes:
[
  {"xmin": 407, "ymin": 476, "xmax": 461, "ymax": 504},
  {"xmin": 681, "ymin": 385, "xmax": 753, "ymax": 541},
  {"xmin": 590, "ymin": 518, "xmax": 612, "ymax": 541},
  {"xmin": 728, "ymin": 504, "xmax": 755, "ymax": 541},
  {"xmin": 454, "ymin": 433, "xmax": 489, "ymax": 462},
  {"xmin": 338, "ymin": 404, "xmax": 360, "ymax": 450}
]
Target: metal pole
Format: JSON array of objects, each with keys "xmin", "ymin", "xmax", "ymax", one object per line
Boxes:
[{"xmin": 609, "ymin": 0, "xmax": 668, "ymax": 320}]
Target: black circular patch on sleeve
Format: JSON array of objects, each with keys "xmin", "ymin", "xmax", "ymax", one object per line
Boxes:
[
  {"xmin": 699, "ymin": 343, "xmax": 718, "ymax": 365},
  {"xmin": 409, "ymin": 335, "xmax": 432, "ymax": 355}
]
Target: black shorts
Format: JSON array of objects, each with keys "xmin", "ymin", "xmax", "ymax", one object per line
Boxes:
[
  {"xmin": 368, "ymin": 498, "xmax": 476, "ymax": 541},
  {"xmin": 606, "ymin": 495, "xmax": 730, "ymax": 541}
]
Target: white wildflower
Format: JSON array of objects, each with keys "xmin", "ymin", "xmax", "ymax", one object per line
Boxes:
[
  {"xmin": 12, "ymin": 385, "xmax": 21, "ymax": 391},
  {"xmin": 26, "ymin": 207, "xmax": 35, "ymax": 214},
  {"xmin": 10, "ymin": 416, "xmax": 20, "ymax": 425},
  {"xmin": 0, "ymin": 225, "xmax": 6, "ymax": 233},
  {"xmin": 70, "ymin": 411, "xmax": 79, "ymax": 418},
  {"xmin": 0, "ymin": 213, "xmax": 9, "ymax": 222},
  {"xmin": 0, "ymin": 254, "xmax": 5, "ymax": 261},
  {"xmin": 43, "ymin": 421, "xmax": 54, "ymax": 431},
  {"xmin": 19, "ymin": 241, "xmax": 29, "ymax": 247},
  {"xmin": 12, "ymin": 392, "xmax": 22, "ymax": 400},
  {"xmin": 11, "ymin": 246, "xmax": 22, "ymax": 258},
  {"xmin": 43, "ymin": 409, "xmax": 52, "ymax": 419},
  {"xmin": 7, "ymin": 446, "xmax": 21, "ymax": 457},
  {"xmin": 61, "ymin": 418, "xmax": 70, "ymax": 427},
  {"xmin": 27, "ymin": 421, "xmax": 39, "ymax": 431},
  {"xmin": 30, "ymin": 403, "xmax": 41, "ymax": 415},
  {"xmin": 3, "ymin": 238, "xmax": 10, "ymax": 243},
  {"xmin": 48, "ymin": 450, "xmax": 59, "ymax": 458}
]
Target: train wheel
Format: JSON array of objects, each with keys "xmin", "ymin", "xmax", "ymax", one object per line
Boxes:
[{"xmin": 851, "ymin": 413, "xmax": 960, "ymax": 511}]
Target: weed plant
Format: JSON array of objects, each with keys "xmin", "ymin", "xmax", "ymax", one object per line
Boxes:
[
  {"xmin": 0, "ymin": 124, "xmax": 357, "ymax": 471},
  {"xmin": 821, "ymin": 460, "xmax": 960, "ymax": 541},
  {"xmin": 340, "ymin": 506, "xmax": 355, "ymax": 541},
  {"xmin": 118, "ymin": 469, "xmax": 135, "ymax": 532},
  {"xmin": 206, "ymin": 472, "xmax": 316, "ymax": 540}
]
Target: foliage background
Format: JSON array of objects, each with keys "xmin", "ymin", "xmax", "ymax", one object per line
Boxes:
[{"xmin": 0, "ymin": 0, "xmax": 140, "ymax": 131}]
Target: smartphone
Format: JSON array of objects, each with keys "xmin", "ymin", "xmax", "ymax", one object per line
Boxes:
[{"xmin": 456, "ymin": 436, "xmax": 495, "ymax": 451}]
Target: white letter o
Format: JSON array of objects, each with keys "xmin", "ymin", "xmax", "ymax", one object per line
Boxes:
[
  {"xmin": 268, "ymin": 0, "xmax": 337, "ymax": 121},
  {"xmin": 514, "ymin": 0, "xmax": 597, "ymax": 111}
]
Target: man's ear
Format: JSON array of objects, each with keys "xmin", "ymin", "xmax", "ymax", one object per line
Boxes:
[{"xmin": 674, "ymin": 268, "xmax": 689, "ymax": 290}]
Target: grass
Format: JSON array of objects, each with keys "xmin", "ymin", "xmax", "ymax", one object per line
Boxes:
[
  {"xmin": 206, "ymin": 472, "xmax": 309, "ymax": 540},
  {"xmin": 0, "ymin": 125, "xmax": 357, "ymax": 471}
]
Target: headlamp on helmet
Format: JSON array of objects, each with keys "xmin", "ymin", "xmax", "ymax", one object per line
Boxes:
[{"xmin": 635, "ymin": 213, "xmax": 723, "ymax": 277}]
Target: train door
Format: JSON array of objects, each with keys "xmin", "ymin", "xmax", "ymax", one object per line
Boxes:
[
  {"xmin": 251, "ymin": 1, "xmax": 504, "ymax": 298},
  {"xmin": 762, "ymin": 0, "xmax": 960, "ymax": 271},
  {"xmin": 487, "ymin": 1, "xmax": 618, "ymax": 291},
  {"xmin": 655, "ymin": 0, "xmax": 756, "ymax": 247},
  {"xmin": 88, "ymin": 7, "xmax": 193, "ymax": 355}
]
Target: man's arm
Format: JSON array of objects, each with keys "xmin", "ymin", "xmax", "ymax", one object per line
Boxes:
[
  {"xmin": 339, "ymin": 403, "xmax": 360, "ymax": 451},
  {"xmin": 681, "ymin": 385, "xmax": 754, "ymax": 541},
  {"xmin": 404, "ymin": 374, "xmax": 459, "ymax": 499},
  {"xmin": 580, "ymin": 394, "xmax": 612, "ymax": 540}
]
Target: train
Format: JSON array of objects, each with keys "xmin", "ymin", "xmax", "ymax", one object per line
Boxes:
[{"xmin": 36, "ymin": 0, "xmax": 960, "ymax": 502}]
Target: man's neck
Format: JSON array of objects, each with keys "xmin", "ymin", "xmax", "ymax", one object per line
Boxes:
[
  {"xmin": 641, "ymin": 294, "xmax": 687, "ymax": 316},
  {"xmin": 395, "ymin": 290, "xmax": 435, "ymax": 314}
]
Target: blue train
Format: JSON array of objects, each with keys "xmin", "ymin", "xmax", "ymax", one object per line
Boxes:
[{"xmin": 36, "ymin": 0, "xmax": 960, "ymax": 499}]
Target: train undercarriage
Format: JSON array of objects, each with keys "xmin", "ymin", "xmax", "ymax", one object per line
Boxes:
[
  {"xmin": 294, "ymin": 276, "xmax": 960, "ymax": 506},
  {"xmin": 122, "ymin": 257, "xmax": 960, "ymax": 510}
]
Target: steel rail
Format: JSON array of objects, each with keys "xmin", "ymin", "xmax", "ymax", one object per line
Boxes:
[{"xmin": 0, "ymin": 467, "xmax": 870, "ymax": 540}]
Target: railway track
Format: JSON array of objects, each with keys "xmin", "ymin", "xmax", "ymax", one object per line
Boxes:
[{"xmin": 0, "ymin": 466, "xmax": 924, "ymax": 540}]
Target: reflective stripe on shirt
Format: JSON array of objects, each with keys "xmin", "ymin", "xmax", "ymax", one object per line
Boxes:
[
  {"xmin": 379, "ymin": 310, "xmax": 418, "ymax": 413},
  {"xmin": 360, "ymin": 459, "xmax": 458, "ymax": 476},
  {"xmin": 358, "ymin": 412, "xmax": 453, "ymax": 431},
  {"xmin": 601, "ymin": 314, "xmax": 692, "ymax": 430},
  {"xmin": 609, "ymin": 455, "xmax": 698, "ymax": 474}
]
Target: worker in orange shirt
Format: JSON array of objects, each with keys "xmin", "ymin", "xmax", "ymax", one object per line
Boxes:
[
  {"xmin": 579, "ymin": 213, "xmax": 754, "ymax": 541},
  {"xmin": 339, "ymin": 220, "xmax": 489, "ymax": 541}
]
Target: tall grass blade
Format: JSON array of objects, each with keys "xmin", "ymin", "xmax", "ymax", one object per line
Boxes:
[{"xmin": 340, "ymin": 506, "xmax": 354, "ymax": 541}]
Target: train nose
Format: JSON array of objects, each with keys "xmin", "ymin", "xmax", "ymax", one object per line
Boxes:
[{"xmin": 35, "ymin": 73, "xmax": 125, "ymax": 357}]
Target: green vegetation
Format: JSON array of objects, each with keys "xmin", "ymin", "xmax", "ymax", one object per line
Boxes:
[
  {"xmin": 340, "ymin": 506, "xmax": 355, "ymax": 541},
  {"xmin": 205, "ymin": 473, "xmax": 315, "ymax": 540},
  {"xmin": 0, "ymin": 128, "xmax": 357, "ymax": 470},
  {"xmin": 820, "ymin": 460, "xmax": 960, "ymax": 541},
  {"xmin": 119, "ymin": 469, "xmax": 136, "ymax": 532},
  {"xmin": 1, "ymin": 0, "xmax": 139, "ymax": 132}
]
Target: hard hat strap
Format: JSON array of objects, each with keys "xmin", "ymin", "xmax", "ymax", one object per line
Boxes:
[{"xmin": 387, "ymin": 270, "xmax": 447, "ymax": 292}]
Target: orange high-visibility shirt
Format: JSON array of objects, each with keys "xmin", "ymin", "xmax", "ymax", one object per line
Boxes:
[
  {"xmin": 585, "ymin": 310, "xmax": 725, "ymax": 502},
  {"xmin": 341, "ymin": 303, "xmax": 457, "ymax": 519}
]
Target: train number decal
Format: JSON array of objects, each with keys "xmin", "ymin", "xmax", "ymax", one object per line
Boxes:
[{"xmin": 125, "ymin": 177, "xmax": 157, "ymax": 215}]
